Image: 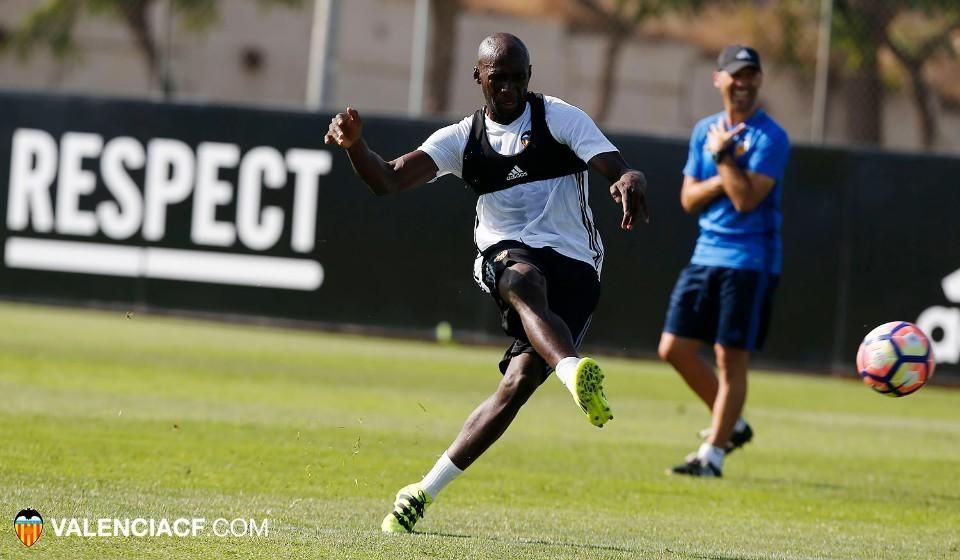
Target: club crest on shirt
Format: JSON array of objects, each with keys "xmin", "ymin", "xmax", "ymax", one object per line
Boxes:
[
  {"xmin": 707, "ymin": 136, "xmax": 750, "ymax": 160},
  {"xmin": 520, "ymin": 130, "xmax": 533, "ymax": 148},
  {"xmin": 734, "ymin": 137, "xmax": 750, "ymax": 158}
]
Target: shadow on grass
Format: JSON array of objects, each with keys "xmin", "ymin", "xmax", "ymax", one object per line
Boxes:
[
  {"xmin": 419, "ymin": 532, "xmax": 759, "ymax": 560},
  {"xmin": 740, "ymin": 475, "xmax": 960, "ymax": 503},
  {"xmin": 679, "ymin": 553, "xmax": 757, "ymax": 560},
  {"xmin": 737, "ymin": 476, "xmax": 852, "ymax": 492},
  {"xmin": 419, "ymin": 530, "xmax": 638, "ymax": 553}
]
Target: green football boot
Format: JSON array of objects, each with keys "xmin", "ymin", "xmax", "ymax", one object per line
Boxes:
[
  {"xmin": 381, "ymin": 483, "xmax": 432, "ymax": 533},
  {"xmin": 572, "ymin": 357, "xmax": 613, "ymax": 427}
]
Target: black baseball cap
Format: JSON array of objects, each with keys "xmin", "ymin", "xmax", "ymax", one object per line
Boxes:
[{"xmin": 716, "ymin": 45, "xmax": 762, "ymax": 74}]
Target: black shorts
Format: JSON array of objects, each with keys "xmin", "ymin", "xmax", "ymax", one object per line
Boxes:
[
  {"xmin": 663, "ymin": 264, "xmax": 779, "ymax": 351},
  {"xmin": 476, "ymin": 240, "xmax": 601, "ymax": 375}
]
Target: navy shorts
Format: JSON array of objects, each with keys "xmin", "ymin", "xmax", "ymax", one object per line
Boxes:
[
  {"xmin": 476, "ymin": 240, "xmax": 601, "ymax": 376},
  {"xmin": 663, "ymin": 264, "xmax": 779, "ymax": 351}
]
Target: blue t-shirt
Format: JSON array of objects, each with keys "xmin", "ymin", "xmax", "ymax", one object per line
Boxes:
[{"xmin": 682, "ymin": 109, "xmax": 790, "ymax": 274}]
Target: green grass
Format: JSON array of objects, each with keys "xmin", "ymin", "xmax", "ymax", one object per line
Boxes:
[{"xmin": 0, "ymin": 301, "xmax": 958, "ymax": 559}]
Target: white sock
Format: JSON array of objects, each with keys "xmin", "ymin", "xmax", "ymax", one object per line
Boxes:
[
  {"xmin": 554, "ymin": 356, "xmax": 580, "ymax": 393},
  {"xmin": 734, "ymin": 417, "xmax": 748, "ymax": 432},
  {"xmin": 697, "ymin": 442, "xmax": 725, "ymax": 470},
  {"xmin": 420, "ymin": 452, "xmax": 463, "ymax": 498}
]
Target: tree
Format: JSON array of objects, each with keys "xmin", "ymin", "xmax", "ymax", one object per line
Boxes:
[
  {"xmin": 3, "ymin": 0, "xmax": 303, "ymax": 98},
  {"xmin": 878, "ymin": 6, "xmax": 960, "ymax": 147},
  {"xmin": 424, "ymin": 0, "xmax": 461, "ymax": 115},
  {"xmin": 832, "ymin": 0, "xmax": 893, "ymax": 144},
  {"xmin": 776, "ymin": 0, "xmax": 959, "ymax": 146},
  {"xmin": 573, "ymin": 0, "xmax": 705, "ymax": 124}
]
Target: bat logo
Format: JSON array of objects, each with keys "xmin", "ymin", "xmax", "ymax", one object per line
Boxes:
[
  {"xmin": 520, "ymin": 130, "xmax": 533, "ymax": 148},
  {"xmin": 14, "ymin": 508, "xmax": 43, "ymax": 547},
  {"xmin": 734, "ymin": 138, "xmax": 750, "ymax": 158}
]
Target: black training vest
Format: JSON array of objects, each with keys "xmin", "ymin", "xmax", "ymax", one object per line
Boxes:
[{"xmin": 461, "ymin": 92, "xmax": 588, "ymax": 196}]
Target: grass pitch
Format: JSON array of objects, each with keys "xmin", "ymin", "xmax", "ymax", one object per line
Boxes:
[{"xmin": 0, "ymin": 301, "xmax": 958, "ymax": 559}]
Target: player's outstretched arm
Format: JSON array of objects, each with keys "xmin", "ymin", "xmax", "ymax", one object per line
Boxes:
[
  {"xmin": 587, "ymin": 151, "xmax": 649, "ymax": 231},
  {"xmin": 324, "ymin": 107, "xmax": 439, "ymax": 196}
]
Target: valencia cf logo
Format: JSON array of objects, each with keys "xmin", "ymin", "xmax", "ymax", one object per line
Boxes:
[
  {"xmin": 520, "ymin": 130, "xmax": 532, "ymax": 148},
  {"xmin": 734, "ymin": 138, "xmax": 750, "ymax": 158},
  {"xmin": 14, "ymin": 508, "xmax": 43, "ymax": 547}
]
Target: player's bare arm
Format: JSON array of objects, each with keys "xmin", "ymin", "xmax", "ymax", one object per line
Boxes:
[
  {"xmin": 324, "ymin": 107, "xmax": 439, "ymax": 195},
  {"xmin": 715, "ymin": 163, "xmax": 775, "ymax": 213},
  {"xmin": 705, "ymin": 118, "xmax": 775, "ymax": 213},
  {"xmin": 587, "ymin": 151, "xmax": 649, "ymax": 230},
  {"xmin": 679, "ymin": 175, "xmax": 724, "ymax": 214}
]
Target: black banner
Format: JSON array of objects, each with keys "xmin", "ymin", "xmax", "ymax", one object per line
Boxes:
[{"xmin": 0, "ymin": 91, "xmax": 957, "ymax": 377}]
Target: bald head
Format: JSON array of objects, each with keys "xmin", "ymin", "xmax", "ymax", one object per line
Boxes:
[
  {"xmin": 477, "ymin": 33, "xmax": 530, "ymax": 68},
  {"xmin": 473, "ymin": 33, "xmax": 532, "ymax": 124}
]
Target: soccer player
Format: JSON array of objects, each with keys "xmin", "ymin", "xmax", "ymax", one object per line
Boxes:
[
  {"xmin": 324, "ymin": 32, "xmax": 648, "ymax": 532},
  {"xmin": 658, "ymin": 45, "xmax": 790, "ymax": 477}
]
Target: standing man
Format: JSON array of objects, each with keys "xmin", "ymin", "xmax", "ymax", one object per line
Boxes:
[
  {"xmin": 324, "ymin": 33, "xmax": 648, "ymax": 531},
  {"xmin": 658, "ymin": 45, "xmax": 789, "ymax": 477}
]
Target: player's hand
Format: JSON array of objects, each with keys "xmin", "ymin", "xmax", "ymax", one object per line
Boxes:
[
  {"xmin": 609, "ymin": 170, "xmax": 648, "ymax": 231},
  {"xmin": 706, "ymin": 118, "xmax": 745, "ymax": 157},
  {"xmin": 323, "ymin": 107, "xmax": 363, "ymax": 149}
]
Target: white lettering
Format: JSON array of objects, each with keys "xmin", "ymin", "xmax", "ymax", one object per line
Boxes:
[
  {"xmin": 917, "ymin": 306, "xmax": 960, "ymax": 364},
  {"xmin": 98, "ymin": 136, "xmax": 145, "ymax": 240},
  {"xmin": 43, "ymin": 516, "xmax": 269, "ymax": 538},
  {"xmin": 56, "ymin": 132, "xmax": 102, "ymax": 236},
  {"xmin": 230, "ymin": 518, "xmax": 248, "ymax": 537},
  {"xmin": 212, "ymin": 518, "xmax": 230, "ymax": 537},
  {"xmin": 943, "ymin": 269, "xmax": 960, "ymax": 303},
  {"xmin": 171, "ymin": 518, "xmax": 190, "ymax": 537},
  {"xmin": 6, "ymin": 130, "xmax": 327, "ymax": 260},
  {"xmin": 49, "ymin": 517, "xmax": 68, "ymax": 536},
  {"xmin": 286, "ymin": 149, "xmax": 329, "ymax": 253},
  {"xmin": 237, "ymin": 146, "xmax": 285, "ymax": 250},
  {"xmin": 143, "ymin": 138, "xmax": 194, "ymax": 241},
  {"xmin": 248, "ymin": 518, "xmax": 269, "ymax": 537},
  {"xmin": 131, "ymin": 517, "xmax": 149, "ymax": 537},
  {"xmin": 192, "ymin": 142, "xmax": 239, "ymax": 246},
  {"xmin": 7, "ymin": 128, "xmax": 57, "ymax": 232}
]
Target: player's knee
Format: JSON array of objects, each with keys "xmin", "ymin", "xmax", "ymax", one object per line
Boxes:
[
  {"xmin": 497, "ymin": 367, "xmax": 540, "ymax": 406},
  {"xmin": 714, "ymin": 346, "xmax": 749, "ymax": 378},
  {"xmin": 657, "ymin": 336, "xmax": 674, "ymax": 362},
  {"xmin": 658, "ymin": 334, "xmax": 686, "ymax": 363},
  {"xmin": 498, "ymin": 266, "xmax": 546, "ymax": 305}
]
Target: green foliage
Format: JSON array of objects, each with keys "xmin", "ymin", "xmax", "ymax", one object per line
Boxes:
[
  {"xmin": 3, "ymin": 0, "xmax": 304, "ymax": 60},
  {"xmin": 6, "ymin": 0, "xmax": 81, "ymax": 59},
  {"xmin": 752, "ymin": 1, "xmax": 958, "ymax": 74},
  {"xmin": 0, "ymin": 302, "xmax": 958, "ymax": 559},
  {"xmin": 613, "ymin": 0, "xmax": 706, "ymax": 26}
]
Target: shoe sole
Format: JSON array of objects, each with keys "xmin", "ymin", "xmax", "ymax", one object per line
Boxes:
[
  {"xmin": 574, "ymin": 358, "xmax": 612, "ymax": 427},
  {"xmin": 665, "ymin": 466, "xmax": 722, "ymax": 478}
]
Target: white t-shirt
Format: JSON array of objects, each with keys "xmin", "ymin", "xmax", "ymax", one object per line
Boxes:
[{"xmin": 417, "ymin": 95, "xmax": 617, "ymax": 275}]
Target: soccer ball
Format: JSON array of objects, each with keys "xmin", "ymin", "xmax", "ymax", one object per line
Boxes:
[{"xmin": 856, "ymin": 321, "xmax": 935, "ymax": 397}]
